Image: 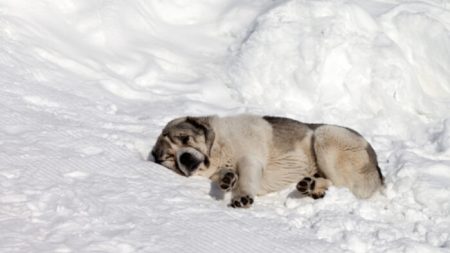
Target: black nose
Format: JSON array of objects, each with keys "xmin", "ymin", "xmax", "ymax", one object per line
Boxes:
[{"xmin": 179, "ymin": 152, "xmax": 201, "ymax": 171}]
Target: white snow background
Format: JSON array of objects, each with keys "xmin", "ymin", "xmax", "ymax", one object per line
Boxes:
[{"xmin": 1, "ymin": 0, "xmax": 450, "ymax": 252}]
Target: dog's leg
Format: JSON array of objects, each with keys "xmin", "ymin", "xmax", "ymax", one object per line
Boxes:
[
  {"xmin": 229, "ymin": 157, "xmax": 263, "ymax": 208},
  {"xmin": 296, "ymin": 174, "xmax": 332, "ymax": 199}
]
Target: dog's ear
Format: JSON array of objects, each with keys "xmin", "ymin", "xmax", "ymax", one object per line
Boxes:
[
  {"xmin": 186, "ymin": 116, "xmax": 215, "ymax": 156},
  {"xmin": 162, "ymin": 117, "xmax": 187, "ymax": 136}
]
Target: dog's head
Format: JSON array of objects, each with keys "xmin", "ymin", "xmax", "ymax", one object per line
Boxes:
[{"xmin": 150, "ymin": 116, "xmax": 215, "ymax": 177}]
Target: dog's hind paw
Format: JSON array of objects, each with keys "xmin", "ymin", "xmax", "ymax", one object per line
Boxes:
[
  {"xmin": 230, "ymin": 195, "xmax": 254, "ymax": 208},
  {"xmin": 219, "ymin": 170, "xmax": 238, "ymax": 192},
  {"xmin": 296, "ymin": 177, "xmax": 326, "ymax": 199}
]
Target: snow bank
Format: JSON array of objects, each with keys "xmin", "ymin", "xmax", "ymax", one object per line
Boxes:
[
  {"xmin": 0, "ymin": 0, "xmax": 449, "ymax": 252},
  {"xmin": 227, "ymin": 0, "xmax": 450, "ymax": 138}
]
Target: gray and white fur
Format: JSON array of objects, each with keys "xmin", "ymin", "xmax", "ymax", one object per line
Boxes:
[{"xmin": 151, "ymin": 114, "xmax": 383, "ymax": 208}]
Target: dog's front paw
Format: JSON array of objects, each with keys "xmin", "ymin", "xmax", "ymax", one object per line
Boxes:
[
  {"xmin": 219, "ymin": 171, "xmax": 238, "ymax": 192},
  {"xmin": 230, "ymin": 195, "xmax": 254, "ymax": 208}
]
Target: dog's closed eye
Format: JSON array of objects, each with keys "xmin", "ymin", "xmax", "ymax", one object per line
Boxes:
[{"xmin": 178, "ymin": 135, "xmax": 190, "ymax": 145}]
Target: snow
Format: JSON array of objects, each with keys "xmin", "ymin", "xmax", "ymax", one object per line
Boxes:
[{"xmin": 0, "ymin": 0, "xmax": 449, "ymax": 252}]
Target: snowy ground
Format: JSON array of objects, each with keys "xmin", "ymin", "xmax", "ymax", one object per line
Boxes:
[{"xmin": 1, "ymin": 0, "xmax": 450, "ymax": 252}]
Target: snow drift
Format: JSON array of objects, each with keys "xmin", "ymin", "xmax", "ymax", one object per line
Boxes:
[{"xmin": 0, "ymin": 0, "xmax": 449, "ymax": 252}]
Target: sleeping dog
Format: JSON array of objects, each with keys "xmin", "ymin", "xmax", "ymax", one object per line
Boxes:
[{"xmin": 151, "ymin": 115, "xmax": 383, "ymax": 208}]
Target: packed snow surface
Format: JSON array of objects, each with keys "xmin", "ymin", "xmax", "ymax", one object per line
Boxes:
[{"xmin": 1, "ymin": 0, "xmax": 450, "ymax": 252}]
